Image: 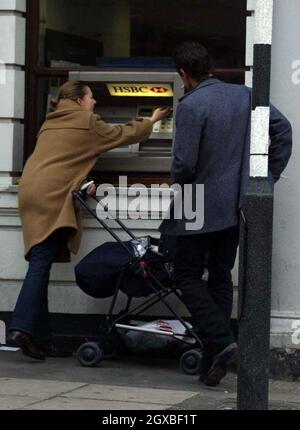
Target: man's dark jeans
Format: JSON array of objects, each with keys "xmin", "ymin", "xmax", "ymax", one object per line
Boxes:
[
  {"xmin": 174, "ymin": 226, "xmax": 239, "ymax": 353},
  {"xmin": 10, "ymin": 229, "xmax": 68, "ymax": 340}
]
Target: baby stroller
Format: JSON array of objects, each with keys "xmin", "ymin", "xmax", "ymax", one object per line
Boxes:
[{"xmin": 72, "ymin": 182, "xmax": 203, "ymax": 375}]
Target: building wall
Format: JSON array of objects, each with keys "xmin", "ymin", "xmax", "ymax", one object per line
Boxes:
[
  {"xmin": 0, "ymin": 0, "xmax": 26, "ymax": 187},
  {"xmin": 0, "ymin": 188, "xmax": 191, "ymax": 318},
  {"xmin": 269, "ymin": 0, "xmax": 300, "ymax": 348},
  {"xmin": 245, "ymin": 0, "xmax": 300, "ymax": 348}
]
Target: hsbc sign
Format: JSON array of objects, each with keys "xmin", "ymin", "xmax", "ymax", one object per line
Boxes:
[{"xmin": 107, "ymin": 83, "xmax": 173, "ymax": 97}]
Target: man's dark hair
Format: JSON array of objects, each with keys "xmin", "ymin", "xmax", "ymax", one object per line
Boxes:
[{"xmin": 174, "ymin": 41, "xmax": 214, "ymax": 81}]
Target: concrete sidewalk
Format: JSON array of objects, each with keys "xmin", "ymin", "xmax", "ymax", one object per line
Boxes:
[{"xmin": 0, "ymin": 349, "xmax": 300, "ymax": 410}]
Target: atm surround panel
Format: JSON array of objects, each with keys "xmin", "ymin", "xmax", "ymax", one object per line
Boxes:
[{"xmin": 69, "ymin": 71, "xmax": 184, "ymax": 172}]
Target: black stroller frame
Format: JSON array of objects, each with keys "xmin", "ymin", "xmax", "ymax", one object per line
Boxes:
[{"xmin": 73, "ymin": 187, "xmax": 203, "ymax": 374}]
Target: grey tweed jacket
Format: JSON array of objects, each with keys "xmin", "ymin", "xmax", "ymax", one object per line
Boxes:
[{"xmin": 159, "ymin": 78, "xmax": 292, "ymax": 236}]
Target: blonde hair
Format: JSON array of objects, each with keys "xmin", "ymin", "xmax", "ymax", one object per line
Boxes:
[{"xmin": 50, "ymin": 80, "xmax": 88, "ymax": 111}]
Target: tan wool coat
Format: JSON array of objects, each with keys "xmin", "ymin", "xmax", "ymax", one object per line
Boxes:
[{"xmin": 19, "ymin": 99, "xmax": 152, "ymax": 262}]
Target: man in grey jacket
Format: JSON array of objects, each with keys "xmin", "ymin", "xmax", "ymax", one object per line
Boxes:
[{"xmin": 160, "ymin": 41, "xmax": 292, "ymax": 386}]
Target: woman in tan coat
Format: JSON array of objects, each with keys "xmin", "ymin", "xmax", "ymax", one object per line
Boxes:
[{"xmin": 8, "ymin": 80, "xmax": 169, "ymax": 360}]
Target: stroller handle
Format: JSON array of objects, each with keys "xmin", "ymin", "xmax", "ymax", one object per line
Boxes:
[
  {"xmin": 73, "ymin": 182, "xmax": 137, "ymax": 240},
  {"xmin": 73, "ymin": 189, "xmax": 138, "ymax": 257},
  {"xmin": 72, "ymin": 187, "xmax": 164, "ymax": 261},
  {"xmin": 80, "ymin": 180, "xmax": 95, "ymax": 192}
]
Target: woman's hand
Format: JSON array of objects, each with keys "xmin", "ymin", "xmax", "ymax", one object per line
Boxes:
[{"xmin": 149, "ymin": 107, "xmax": 172, "ymax": 124}]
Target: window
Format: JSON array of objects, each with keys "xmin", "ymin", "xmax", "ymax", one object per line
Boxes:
[
  {"xmin": 25, "ymin": 0, "xmax": 247, "ymax": 183},
  {"xmin": 38, "ymin": 0, "xmax": 246, "ymax": 69}
]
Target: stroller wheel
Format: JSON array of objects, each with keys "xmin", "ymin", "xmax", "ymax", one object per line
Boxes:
[
  {"xmin": 180, "ymin": 349, "xmax": 203, "ymax": 375},
  {"xmin": 77, "ymin": 342, "xmax": 103, "ymax": 367}
]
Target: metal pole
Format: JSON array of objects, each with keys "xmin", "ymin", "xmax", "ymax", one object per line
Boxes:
[{"xmin": 237, "ymin": 0, "xmax": 274, "ymax": 410}]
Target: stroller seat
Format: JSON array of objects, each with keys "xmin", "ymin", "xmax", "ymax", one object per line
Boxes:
[{"xmin": 75, "ymin": 238, "xmax": 172, "ymax": 299}]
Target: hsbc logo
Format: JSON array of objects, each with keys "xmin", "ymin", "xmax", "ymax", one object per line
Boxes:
[
  {"xmin": 150, "ymin": 86, "xmax": 169, "ymax": 94},
  {"xmin": 112, "ymin": 86, "xmax": 149, "ymax": 94},
  {"xmin": 107, "ymin": 83, "xmax": 173, "ymax": 97}
]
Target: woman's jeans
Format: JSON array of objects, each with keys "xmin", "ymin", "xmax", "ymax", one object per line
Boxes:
[{"xmin": 10, "ymin": 229, "xmax": 68, "ymax": 340}]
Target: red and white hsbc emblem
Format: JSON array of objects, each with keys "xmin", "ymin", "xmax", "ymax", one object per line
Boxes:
[
  {"xmin": 150, "ymin": 86, "xmax": 169, "ymax": 94},
  {"xmin": 107, "ymin": 83, "xmax": 173, "ymax": 97}
]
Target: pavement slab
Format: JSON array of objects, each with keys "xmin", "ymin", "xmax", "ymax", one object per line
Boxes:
[
  {"xmin": 63, "ymin": 384, "xmax": 198, "ymax": 405},
  {"xmin": 0, "ymin": 395, "xmax": 42, "ymax": 411},
  {"xmin": 0, "ymin": 377, "xmax": 86, "ymax": 398},
  {"xmin": 22, "ymin": 397, "xmax": 170, "ymax": 411},
  {"xmin": 0, "ymin": 349, "xmax": 300, "ymax": 410}
]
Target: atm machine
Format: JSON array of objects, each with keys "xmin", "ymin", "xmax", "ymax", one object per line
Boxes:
[{"xmin": 69, "ymin": 71, "xmax": 184, "ymax": 172}]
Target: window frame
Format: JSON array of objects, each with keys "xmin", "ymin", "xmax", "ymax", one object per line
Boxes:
[{"xmin": 24, "ymin": 0, "xmax": 249, "ymax": 185}]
